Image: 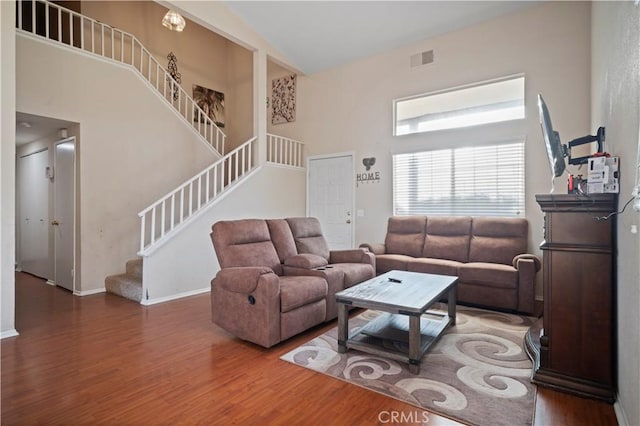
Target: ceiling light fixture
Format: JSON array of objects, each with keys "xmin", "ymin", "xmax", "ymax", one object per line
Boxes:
[{"xmin": 162, "ymin": 10, "xmax": 186, "ymax": 32}]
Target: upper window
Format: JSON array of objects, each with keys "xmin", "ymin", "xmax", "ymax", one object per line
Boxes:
[{"xmin": 394, "ymin": 75, "xmax": 525, "ymax": 136}]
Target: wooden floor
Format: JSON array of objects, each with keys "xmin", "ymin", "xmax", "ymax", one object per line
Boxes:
[{"xmin": 2, "ymin": 272, "xmax": 617, "ymax": 425}]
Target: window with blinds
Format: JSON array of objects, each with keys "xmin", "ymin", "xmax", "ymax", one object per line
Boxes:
[{"xmin": 393, "ymin": 141, "xmax": 525, "ymax": 217}]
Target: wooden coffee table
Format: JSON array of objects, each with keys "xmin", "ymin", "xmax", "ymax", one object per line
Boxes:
[{"xmin": 335, "ymin": 270, "xmax": 458, "ymax": 374}]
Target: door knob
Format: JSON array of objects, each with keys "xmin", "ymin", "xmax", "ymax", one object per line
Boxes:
[
  {"xmin": 346, "ymin": 219, "xmax": 351, "ymax": 224},
  {"xmin": 51, "ymin": 220, "xmax": 60, "ymax": 226}
]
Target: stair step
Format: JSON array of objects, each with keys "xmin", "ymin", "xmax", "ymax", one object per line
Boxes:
[
  {"xmin": 125, "ymin": 258, "xmax": 143, "ymax": 279},
  {"xmin": 105, "ymin": 273, "xmax": 142, "ymax": 303}
]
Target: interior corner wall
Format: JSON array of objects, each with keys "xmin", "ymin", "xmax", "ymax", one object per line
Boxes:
[
  {"xmin": 591, "ymin": 3, "xmax": 640, "ymax": 425},
  {"xmin": 285, "ymin": 1, "xmax": 591, "ymax": 300},
  {"xmin": 16, "ymin": 35, "xmax": 216, "ymax": 294},
  {"xmin": 225, "ymin": 41, "xmax": 254, "ymax": 151},
  {"xmin": 1, "ymin": 0, "xmax": 17, "ymax": 336}
]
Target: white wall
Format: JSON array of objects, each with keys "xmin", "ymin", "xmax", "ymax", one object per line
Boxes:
[
  {"xmin": 592, "ymin": 3, "xmax": 640, "ymax": 425},
  {"xmin": 279, "ymin": 2, "xmax": 591, "ymax": 299},
  {"xmin": 16, "ymin": 35, "xmax": 217, "ymax": 293},
  {"xmin": 1, "ymin": 1, "xmax": 17, "ymax": 337},
  {"xmin": 143, "ymin": 164, "xmax": 306, "ymax": 304}
]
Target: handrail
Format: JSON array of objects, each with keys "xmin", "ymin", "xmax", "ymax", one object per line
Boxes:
[
  {"xmin": 16, "ymin": 0, "xmax": 225, "ymax": 155},
  {"xmin": 266, "ymin": 133, "xmax": 305, "ymax": 168},
  {"xmin": 138, "ymin": 138, "xmax": 258, "ymax": 254}
]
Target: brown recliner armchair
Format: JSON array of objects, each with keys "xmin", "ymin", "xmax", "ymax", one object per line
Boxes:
[{"xmin": 210, "ymin": 219, "xmax": 328, "ymax": 348}]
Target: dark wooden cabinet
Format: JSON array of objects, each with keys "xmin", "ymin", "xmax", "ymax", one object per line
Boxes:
[{"xmin": 525, "ymin": 193, "xmax": 617, "ymax": 402}]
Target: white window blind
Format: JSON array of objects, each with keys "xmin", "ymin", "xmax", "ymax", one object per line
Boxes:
[{"xmin": 393, "ymin": 141, "xmax": 525, "ymax": 217}]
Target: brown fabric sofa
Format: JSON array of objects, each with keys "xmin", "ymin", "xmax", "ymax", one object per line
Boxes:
[
  {"xmin": 210, "ymin": 217, "xmax": 375, "ymax": 348},
  {"xmin": 360, "ymin": 216, "xmax": 540, "ymax": 314}
]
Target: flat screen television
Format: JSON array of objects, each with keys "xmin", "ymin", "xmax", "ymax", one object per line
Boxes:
[
  {"xmin": 538, "ymin": 94, "xmax": 566, "ymax": 178},
  {"xmin": 538, "ymin": 94, "xmax": 605, "ymax": 184}
]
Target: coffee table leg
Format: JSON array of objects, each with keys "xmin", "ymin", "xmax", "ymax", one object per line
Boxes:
[
  {"xmin": 409, "ymin": 314, "xmax": 421, "ymax": 374},
  {"xmin": 448, "ymin": 285, "xmax": 457, "ymax": 326},
  {"xmin": 337, "ymin": 303, "xmax": 349, "ymax": 354}
]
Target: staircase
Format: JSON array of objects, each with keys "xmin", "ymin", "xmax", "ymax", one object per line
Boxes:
[
  {"xmin": 17, "ymin": 0, "xmax": 307, "ymax": 304},
  {"xmin": 105, "ymin": 259, "xmax": 143, "ymax": 303}
]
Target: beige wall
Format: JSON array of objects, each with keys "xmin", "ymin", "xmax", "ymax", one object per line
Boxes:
[
  {"xmin": 276, "ymin": 2, "xmax": 591, "ymax": 300},
  {"xmin": 81, "ymin": 1, "xmax": 253, "ymax": 150},
  {"xmin": 1, "ymin": 1, "xmax": 17, "ymax": 336},
  {"xmin": 17, "ymin": 35, "xmax": 217, "ymax": 293},
  {"xmin": 592, "ymin": 2, "xmax": 640, "ymax": 424}
]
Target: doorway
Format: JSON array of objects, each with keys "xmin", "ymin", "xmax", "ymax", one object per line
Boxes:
[
  {"xmin": 307, "ymin": 153, "xmax": 355, "ymax": 249},
  {"xmin": 16, "ymin": 135, "xmax": 76, "ymax": 292},
  {"xmin": 53, "ymin": 138, "xmax": 75, "ymax": 291},
  {"xmin": 17, "ymin": 148, "xmax": 50, "ymax": 279}
]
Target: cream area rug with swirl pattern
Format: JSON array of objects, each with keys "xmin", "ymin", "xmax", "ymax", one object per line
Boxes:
[{"xmin": 281, "ymin": 304, "xmax": 536, "ymax": 426}]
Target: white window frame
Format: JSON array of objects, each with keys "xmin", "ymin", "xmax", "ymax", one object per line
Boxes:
[{"xmin": 393, "ymin": 74, "xmax": 525, "ymax": 136}]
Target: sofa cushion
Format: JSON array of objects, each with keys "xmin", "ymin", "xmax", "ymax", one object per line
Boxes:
[
  {"xmin": 457, "ymin": 262, "xmax": 518, "ymax": 289},
  {"xmin": 423, "ymin": 217, "xmax": 472, "ymax": 262},
  {"xmin": 376, "ymin": 254, "xmax": 415, "ymax": 274},
  {"xmin": 286, "ymin": 217, "xmax": 331, "ymax": 260},
  {"xmin": 408, "ymin": 258, "xmax": 462, "ymax": 276},
  {"xmin": 267, "ymin": 219, "xmax": 298, "ymax": 263},
  {"xmin": 279, "ymin": 276, "xmax": 327, "ymax": 313},
  {"xmin": 284, "ymin": 254, "xmax": 328, "ymax": 269},
  {"xmin": 384, "ymin": 216, "xmax": 427, "ymax": 257},
  {"xmin": 469, "ymin": 218, "xmax": 528, "ymax": 265},
  {"xmin": 211, "ymin": 219, "xmax": 282, "ymax": 275}
]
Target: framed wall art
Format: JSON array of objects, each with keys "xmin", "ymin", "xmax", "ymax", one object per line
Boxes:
[
  {"xmin": 193, "ymin": 84, "xmax": 225, "ymax": 128},
  {"xmin": 272, "ymin": 74, "xmax": 296, "ymax": 124}
]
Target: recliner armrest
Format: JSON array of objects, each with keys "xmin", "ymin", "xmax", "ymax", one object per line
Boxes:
[
  {"xmin": 330, "ymin": 248, "xmax": 375, "ymax": 267},
  {"xmin": 214, "ymin": 267, "xmax": 277, "ymax": 294},
  {"xmin": 359, "ymin": 243, "xmax": 386, "ymax": 255},
  {"xmin": 284, "ymin": 253, "xmax": 328, "ymax": 269}
]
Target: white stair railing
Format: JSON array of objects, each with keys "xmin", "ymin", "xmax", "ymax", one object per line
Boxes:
[
  {"xmin": 16, "ymin": 0, "xmax": 225, "ymax": 155},
  {"xmin": 138, "ymin": 138, "xmax": 257, "ymax": 255},
  {"xmin": 266, "ymin": 133, "xmax": 305, "ymax": 167}
]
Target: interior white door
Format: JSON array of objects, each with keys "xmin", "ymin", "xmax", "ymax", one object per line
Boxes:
[
  {"xmin": 308, "ymin": 154, "xmax": 354, "ymax": 250},
  {"xmin": 18, "ymin": 149, "xmax": 50, "ymax": 279},
  {"xmin": 54, "ymin": 138, "xmax": 75, "ymax": 291}
]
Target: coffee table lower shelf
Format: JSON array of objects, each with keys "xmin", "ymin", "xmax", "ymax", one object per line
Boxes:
[{"xmin": 339, "ymin": 310, "xmax": 452, "ymax": 374}]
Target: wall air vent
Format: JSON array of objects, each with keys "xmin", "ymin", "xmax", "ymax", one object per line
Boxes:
[{"xmin": 410, "ymin": 50, "xmax": 434, "ymax": 68}]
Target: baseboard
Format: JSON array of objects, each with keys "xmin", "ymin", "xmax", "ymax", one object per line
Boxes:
[
  {"xmin": 73, "ymin": 288, "xmax": 106, "ymax": 296},
  {"xmin": 1, "ymin": 329, "xmax": 19, "ymax": 339},
  {"xmin": 141, "ymin": 287, "xmax": 210, "ymax": 306},
  {"xmin": 46, "ymin": 279, "xmax": 56, "ymax": 286},
  {"xmin": 614, "ymin": 397, "xmax": 629, "ymax": 426}
]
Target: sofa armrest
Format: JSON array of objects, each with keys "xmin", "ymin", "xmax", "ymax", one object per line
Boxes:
[
  {"xmin": 359, "ymin": 243, "xmax": 386, "ymax": 255},
  {"xmin": 214, "ymin": 266, "xmax": 278, "ymax": 295},
  {"xmin": 330, "ymin": 248, "xmax": 375, "ymax": 266},
  {"xmin": 513, "ymin": 254, "xmax": 541, "ymax": 272},
  {"xmin": 513, "ymin": 257, "xmax": 539, "ymax": 315}
]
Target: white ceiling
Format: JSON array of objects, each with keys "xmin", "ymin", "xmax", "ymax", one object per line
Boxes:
[
  {"xmin": 224, "ymin": 1, "xmax": 538, "ymax": 74},
  {"xmin": 16, "ymin": 112, "xmax": 75, "ymax": 146}
]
